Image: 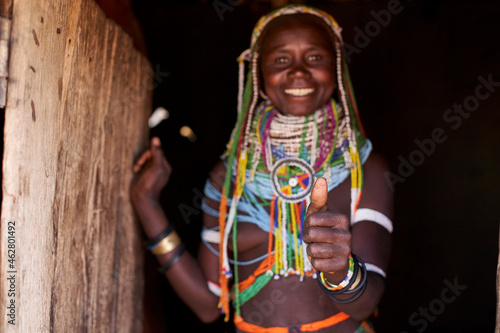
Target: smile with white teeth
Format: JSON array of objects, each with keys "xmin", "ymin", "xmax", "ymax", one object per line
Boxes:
[{"xmin": 284, "ymin": 88, "xmax": 314, "ymax": 97}]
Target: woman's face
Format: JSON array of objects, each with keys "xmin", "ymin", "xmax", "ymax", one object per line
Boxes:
[{"xmin": 260, "ymin": 17, "xmax": 337, "ymax": 117}]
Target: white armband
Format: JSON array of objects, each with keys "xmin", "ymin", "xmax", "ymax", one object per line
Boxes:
[
  {"xmin": 353, "ymin": 208, "xmax": 393, "ymax": 233},
  {"xmin": 365, "ymin": 263, "xmax": 387, "ymax": 279},
  {"xmin": 207, "ymin": 281, "xmax": 222, "ymax": 297},
  {"xmin": 201, "ymin": 229, "xmax": 220, "ymax": 244}
]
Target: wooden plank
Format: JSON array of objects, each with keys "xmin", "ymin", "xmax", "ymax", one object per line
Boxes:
[
  {"xmin": 1, "ymin": 0, "xmax": 151, "ymax": 331},
  {"xmin": 0, "ymin": 0, "xmax": 12, "ymax": 19}
]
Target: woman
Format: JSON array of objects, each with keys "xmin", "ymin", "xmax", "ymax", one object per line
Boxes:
[{"xmin": 131, "ymin": 5, "xmax": 393, "ymax": 332}]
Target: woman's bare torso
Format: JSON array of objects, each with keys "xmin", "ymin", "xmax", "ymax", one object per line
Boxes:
[{"xmin": 226, "ymin": 170, "xmax": 361, "ymax": 332}]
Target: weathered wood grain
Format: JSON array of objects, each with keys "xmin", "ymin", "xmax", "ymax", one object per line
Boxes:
[{"xmin": 1, "ymin": 0, "xmax": 152, "ymax": 331}]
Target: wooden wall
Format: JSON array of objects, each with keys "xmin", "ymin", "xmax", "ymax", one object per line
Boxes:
[{"xmin": 1, "ymin": 0, "xmax": 151, "ymax": 331}]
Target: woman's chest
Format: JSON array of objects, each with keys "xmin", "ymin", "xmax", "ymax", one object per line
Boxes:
[{"xmin": 227, "ymin": 178, "xmax": 351, "ymax": 265}]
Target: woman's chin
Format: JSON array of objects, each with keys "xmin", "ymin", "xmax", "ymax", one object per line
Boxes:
[{"xmin": 276, "ymin": 102, "xmax": 323, "ymax": 117}]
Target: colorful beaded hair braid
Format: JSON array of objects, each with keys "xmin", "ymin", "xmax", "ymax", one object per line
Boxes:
[{"xmin": 217, "ymin": 5, "xmax": 367, "ymax": 320}]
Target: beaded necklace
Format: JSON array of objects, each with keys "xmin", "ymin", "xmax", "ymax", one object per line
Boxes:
[
  {"xmin": 216, "ymin": 5, "xmax": 369, "ymax": 321},
  {"xmin": 227, "ymin": 100, "xmax": 371, "ymax": 309},
  {"xmin": 249, "ymin": 100, "xmax": 338, "ymax": 279}
]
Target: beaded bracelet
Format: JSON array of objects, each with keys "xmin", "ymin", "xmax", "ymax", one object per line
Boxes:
[
  {"xmin": 318, "ymin": 258, "xmax": 359, "ymax": 296},
  {"xmin": 144, "ymin": 224, "xmax": 174, "ymax": 250},
  {"xmin": 324, "ymin": 255, "xmax": 368, "ymax": 304},
  {"xmin": 157, "ymin": 244, "xmax": 186, "ymax": 274},
  {"xmin": 319, "ymin": 254, "xmax": 355, "ymax": 291},
  {"xmin": 344, "ymin": 256, "xmax": 367, "ymax": 295}
]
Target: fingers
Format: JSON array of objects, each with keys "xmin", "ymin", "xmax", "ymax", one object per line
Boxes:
[
  {"xmin": 309, "ymin": 256, "xmax": 349, "ymax": 273},
  {"xmin": 133, "ymin": 150, "xmax": 152, "ymax": 173},
  {"xmin": 151, "ymin": 137, "xmax": 172, "ymax": 174},
  {"xmin": 307, "ymin": 242, "xmax": 350, "ymax": 259},
  {"xmin": 304, "ymin": 211, "xmax": 349, "ymax": 229},
  {"xmin": 133, "ymin": 137, "xmax": 166, "ymax": 173},
  {"xmin": 151, "ymin": 137, "xmax": 171, "ymax": 170},
  {"xmin": 303, "ymin": 176, "xmax": 349, "ymax": 238},
  {"xmin": 305, "ymin": 177, "xmax": 328, "ymax": 217},
  {"xmin": 303, "ymin": 179, "xmax": 352, "ymax": 274},
  {"xmin": 302, "ymin": 220, "xmax": 350, "ymax": 243},
  {"xmin": 305, "ymin": 230, "xmax": 351, "ymax": 273}
]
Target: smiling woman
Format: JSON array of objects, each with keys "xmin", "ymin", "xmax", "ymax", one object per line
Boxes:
[
  {"xmin": 131, "ymin": 4, "xmax": 393, "ymax": 333},
  {"xmin": 259, "ymin": 15, "xmax": 337, "ymax": 116}
]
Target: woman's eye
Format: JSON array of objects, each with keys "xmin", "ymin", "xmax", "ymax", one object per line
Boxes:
[
  {"xmin": 308, "ymin": 55, "xmax": 322, "ymax": 61},
  {"xmin": 275, "ymin": 57, "xmax": 288, "ymax": 64}
]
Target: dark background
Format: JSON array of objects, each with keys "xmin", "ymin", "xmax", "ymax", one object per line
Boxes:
[{"xmin": 129, "ymin": 1, "xmax": 500, "ymax": 332}]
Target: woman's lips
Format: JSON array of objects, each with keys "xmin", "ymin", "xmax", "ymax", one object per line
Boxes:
[{"xmin": 284, "ymin": 88, "xmax": 314, "ymax": 97}]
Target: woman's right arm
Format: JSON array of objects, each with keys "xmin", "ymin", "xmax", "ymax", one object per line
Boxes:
[{"xmin": 130, "ymin": 137, "xmax": 221, "ymax": 323}]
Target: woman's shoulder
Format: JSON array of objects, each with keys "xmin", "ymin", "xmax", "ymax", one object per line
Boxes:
[
  {"xmin": 364, "ymin": 151, "xmax": 390, "ymax": 174},
  {"xmin": 360, "ymin": 151, "xmax": 394, "ymax": 219},
  {"xmin": 208, "ymin": 159, "xmax": 227, "ymax": 191}
]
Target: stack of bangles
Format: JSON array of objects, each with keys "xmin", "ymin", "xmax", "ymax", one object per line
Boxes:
[
  {"xmin": 144, "ymin": 224, "xmax": 186, "ymax": 273},
  {"xmin": 317, "ymin": 254, "xmax": 368, "ymax": 303}
]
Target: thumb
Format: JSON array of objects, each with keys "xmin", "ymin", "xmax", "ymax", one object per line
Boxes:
[
  {"xmin": 151, "ymin": 136, "xmax": 162, "ymax": 148},
  {"xmin": 150, "ymin": 137, "xmax": 163, "ymax": 162},
  {"xmin": 151, "ymin": 137, "xmax": 171, "ymax": 173},
  {"xmin": 306, "ymin": 177, "xmax": 329, "ymax": 217}
]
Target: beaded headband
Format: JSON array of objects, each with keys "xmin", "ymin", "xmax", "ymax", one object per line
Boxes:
[{"xmin": 250, "ymin": 5, "xmax": 344, "ymax": 52}]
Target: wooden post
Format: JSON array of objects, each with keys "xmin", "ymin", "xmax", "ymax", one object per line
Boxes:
[{"xmin": 1, "ymin": 0, "xmax": 152, "ymax": 331}]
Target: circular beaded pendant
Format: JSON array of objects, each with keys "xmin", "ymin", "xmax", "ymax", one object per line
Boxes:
[{"xmin": 270, "ymin": 158, "xmax": 315, "ymax": 203}]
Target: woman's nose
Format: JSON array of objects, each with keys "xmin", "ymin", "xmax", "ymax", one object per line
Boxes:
[{"xmin": 288, "ymin": 62, "xmax": 310, "ymax": 78}]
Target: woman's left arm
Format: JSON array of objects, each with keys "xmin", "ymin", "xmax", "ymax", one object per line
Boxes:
[{"xmin": 303, "ymin": 153, "xmax": 393, "ymax": 320}]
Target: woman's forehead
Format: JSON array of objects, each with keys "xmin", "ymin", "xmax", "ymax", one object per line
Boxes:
[
  {"xmin": 250, "ymin": 6, "xmax": 342, "ymax": 49},
  {"xmin": 258, "ymin": 15, "xmax": 336, "ymax": 51}
]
